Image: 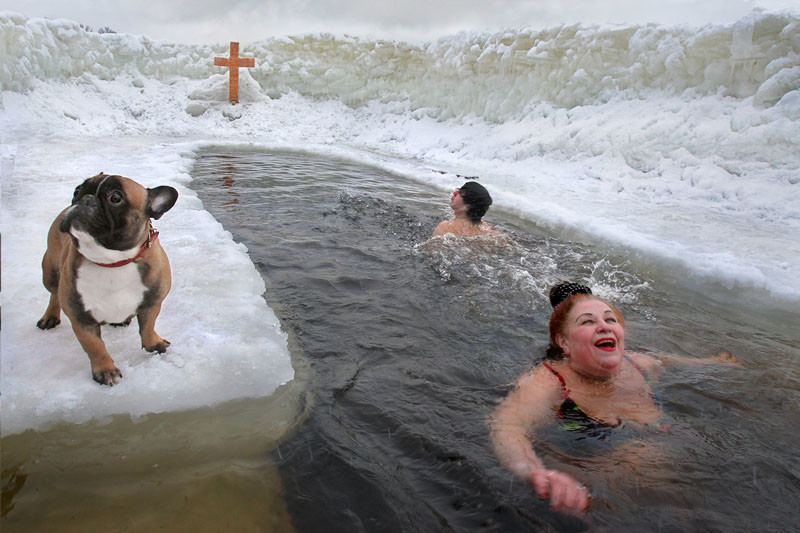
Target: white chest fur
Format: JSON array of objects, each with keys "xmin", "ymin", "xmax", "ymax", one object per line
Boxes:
[{"xmin": 76, "ymin": 261, "xmax": 147, "ymax": 324}]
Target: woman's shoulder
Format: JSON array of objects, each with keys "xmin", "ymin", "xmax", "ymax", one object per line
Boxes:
[
  {"xmin": 625, "ymin": 351, "xmax": 662, "ymax": 374},
  {"xmin": 515, "ymin": 362, "xmax": 564, "ymax": 393}
]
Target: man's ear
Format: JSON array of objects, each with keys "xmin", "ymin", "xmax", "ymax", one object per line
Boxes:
[
  {"xmin": 147, "ymin": 186, "xmax": 179, "ymax": 220},
  {"xmin": 555, "ymin": 333, "xmax": 569, "ymax": 355}
]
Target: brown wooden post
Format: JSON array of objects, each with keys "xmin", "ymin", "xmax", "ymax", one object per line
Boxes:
[{"xmin": 214, "ymin": 42, "xmax": 255, "ymax": 104}]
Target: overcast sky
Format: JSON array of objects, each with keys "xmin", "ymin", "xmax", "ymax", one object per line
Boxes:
[{"xmin": 3, "ymin": 0, "xmax": 799, "ymax": 44}]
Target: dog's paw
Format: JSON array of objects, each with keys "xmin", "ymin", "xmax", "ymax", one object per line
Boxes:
[
  {"xmin": 144, "ymin": 339, "xmax": 171, "ymax": 353},
  {"xmin": 92, "ymin": 366, "xmax": 123, "ymax": 386},
  {"xmin": 37, "ymin": 316, "xmax": 61, "ymax": 330}
]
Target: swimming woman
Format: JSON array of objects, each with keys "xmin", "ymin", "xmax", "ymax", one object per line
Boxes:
[
  {"xmin": 432, "ymin": 181, "xmax": 498, "ymax": 237},
  {"xmin": 489, "ymin": 282, "xmax": 740, "ymax": 515}
]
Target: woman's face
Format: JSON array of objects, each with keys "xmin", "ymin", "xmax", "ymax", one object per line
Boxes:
[{"xmin": 556, "ymin": 299, "xmax": 626, "ymax": 378}]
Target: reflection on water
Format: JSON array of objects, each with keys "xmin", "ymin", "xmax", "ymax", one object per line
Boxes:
[
  {"xmin": 185, "ymin": 148, "xmax": 800, "ymax": 532},
  {"xmin": 220, "ymin": 164, "xmax": 239, "ymax": 206}
]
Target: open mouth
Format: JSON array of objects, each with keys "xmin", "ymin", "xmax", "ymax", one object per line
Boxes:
[{"xmin": 594, "ymin": 338, "xmax": 617, "ymax": 351}]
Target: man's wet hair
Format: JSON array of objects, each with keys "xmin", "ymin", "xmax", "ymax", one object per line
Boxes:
[{"xmin": 459, "ymin": 181, "xmax": 492, "ymax": 224}]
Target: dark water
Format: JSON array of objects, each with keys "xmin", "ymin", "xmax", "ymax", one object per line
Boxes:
[{"xmin": 189, "ymin": 148, "xmax": 800, "ymax": 532}]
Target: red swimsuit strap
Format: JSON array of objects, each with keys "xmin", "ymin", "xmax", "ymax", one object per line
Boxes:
[
  {"xmin": 542, "ymin": 361, "xmax": 571, "ymax": 399},
  {"xmin": 544, "ymin": 358, "xmax": 647, "ymax": 400}
]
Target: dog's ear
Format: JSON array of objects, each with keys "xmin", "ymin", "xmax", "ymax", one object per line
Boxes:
[{"xmin": 146, "ymin": 186, "xmax": 179, "ymax": 220}]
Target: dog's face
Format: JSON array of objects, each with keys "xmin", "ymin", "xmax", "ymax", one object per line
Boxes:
[{"xmin": 59, "ymin": 173, "xmax": 178, "ymax": 253}]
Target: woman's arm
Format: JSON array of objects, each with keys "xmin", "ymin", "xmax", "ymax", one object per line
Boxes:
[
  {"xmin": 641, "ymin": 350, "xmax": 741, "ymax": 367},
  {"xmin": 490, "ymin": 365, "xmax": 589, "ymax": 514},
  {"xmin": 490, "ymin": 368, "xmax": 550, "ymax": 478},
  {"xmin": 626, "ymin": 350, "xmax": 741, "ymax": 380}
]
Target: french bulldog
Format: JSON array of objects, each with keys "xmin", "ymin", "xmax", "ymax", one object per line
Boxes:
[{"xmin": 37, "ymin": 172, "xmax": 179, "ymax": 386}]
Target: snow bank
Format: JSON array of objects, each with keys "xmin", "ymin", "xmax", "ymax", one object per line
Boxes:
[{"xmin": 3, "ymin": 10, "xmax": 799, "ymax": 118}]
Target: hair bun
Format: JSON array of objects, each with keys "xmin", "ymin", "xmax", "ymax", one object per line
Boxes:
[{"xmin": 549, "ymin": 282, "xmax": 592, "ymax": 309}]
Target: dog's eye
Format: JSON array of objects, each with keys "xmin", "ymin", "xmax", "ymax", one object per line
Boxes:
[{"xmin": 108, "ymin": 191, "xmax": 124, "ymax": 205}]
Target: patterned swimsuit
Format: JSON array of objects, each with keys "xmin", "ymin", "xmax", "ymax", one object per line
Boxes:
[{"xmin": 543, "ymin": 356, "xmax": 668, "ymax": 440}]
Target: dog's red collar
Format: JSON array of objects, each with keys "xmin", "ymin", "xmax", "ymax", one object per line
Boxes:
[{"xmin": 92, "ymin": 227, "xmax": 159, "ymax": 268}]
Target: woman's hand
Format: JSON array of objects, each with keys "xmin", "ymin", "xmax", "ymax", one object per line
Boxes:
[
  {"xmin": 531, "ymin": 469, "xmax": 589, "ymax": 515},
  {"xmin": 713, "ymin": 351, "xmax": 742, "ymax": 366}
]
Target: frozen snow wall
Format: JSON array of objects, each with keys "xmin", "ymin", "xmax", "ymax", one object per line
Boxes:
[{"xmin": 2, "ymin": 10, "xmax": 799, "ymax": 120}]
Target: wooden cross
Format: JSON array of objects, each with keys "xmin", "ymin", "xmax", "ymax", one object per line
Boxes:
[{"xmin": 214, "ymin": 42, "xmax": 255, "ymax": 104}]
